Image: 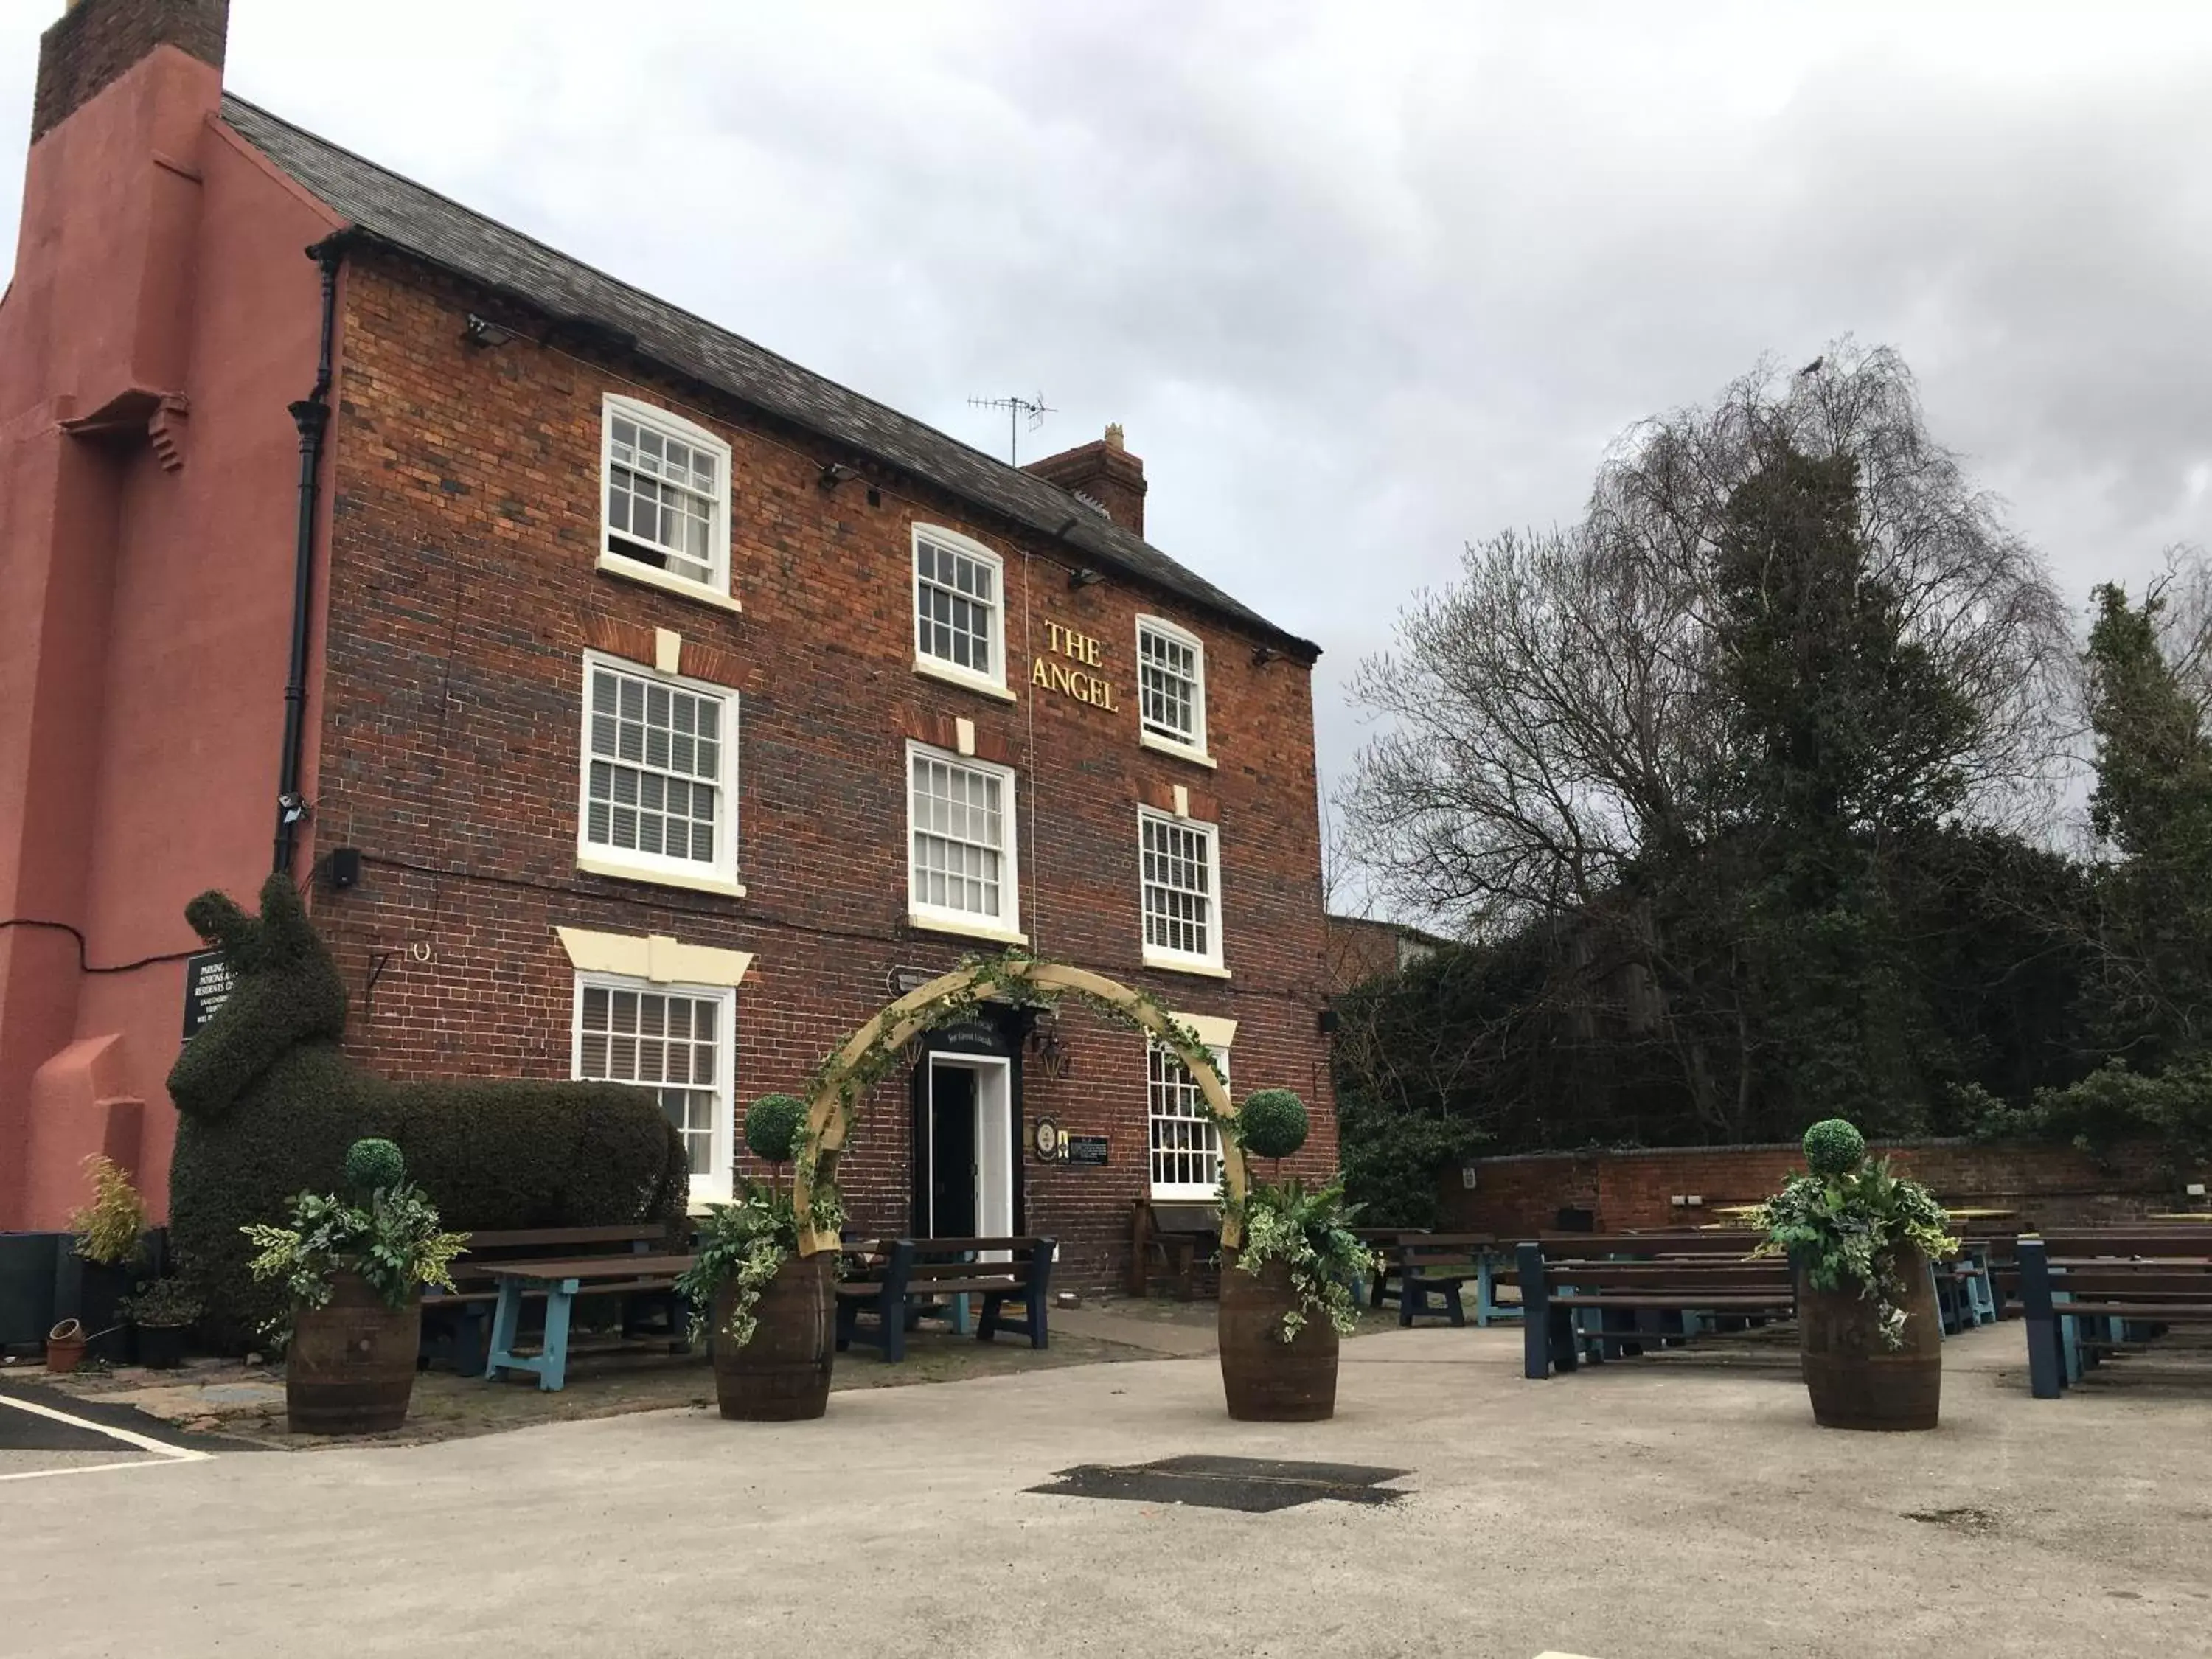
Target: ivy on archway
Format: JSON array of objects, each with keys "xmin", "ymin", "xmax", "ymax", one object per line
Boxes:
[{"xmin": 790, "ymin": 950, "xmax": 1249, "ymax": 1255}]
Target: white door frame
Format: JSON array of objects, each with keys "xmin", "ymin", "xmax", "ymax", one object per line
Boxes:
[{"xmin": 925, "ymin": 1053, "xmax": 1014, "ymax": 1239}]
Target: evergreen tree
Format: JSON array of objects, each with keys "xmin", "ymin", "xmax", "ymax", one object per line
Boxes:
[{"xmin": 2083, "ymin": 581, "xmax": 2212, "ymax": 1060}]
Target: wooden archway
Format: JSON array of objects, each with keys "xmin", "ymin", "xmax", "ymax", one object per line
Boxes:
[{"xmin": 792, "ymin": 959, "xmax": 1247, "ymax": 1255}]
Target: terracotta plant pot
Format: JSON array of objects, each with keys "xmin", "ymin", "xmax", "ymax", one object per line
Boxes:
[
  {"xmin": 711, "ymin": 1249, "xmax": 834, "ymax": 1421},
  {"xmin": 1798, "ymin": 1244, "xmax": 1941, "ymax": 1431},
  {"xmin": 286, "ymin": 1270, "xmax": 421, "ymax": 1435},
  {"xmin": 45, "ymin": 1318, "xmax": 87, "ymax": 1373},
  {"xmin": 1218, "ymin": 1251, "xmax": 1339, "ymax": 1422}
]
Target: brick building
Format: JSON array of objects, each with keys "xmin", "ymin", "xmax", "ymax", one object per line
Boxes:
[
  {"xmin": 0, "ymin": 0, "xmax": 1335, "ymax": 1290},
  {"xmin": 1323, "ymin": 914, "xmax": 1447, "ymax": 994}
]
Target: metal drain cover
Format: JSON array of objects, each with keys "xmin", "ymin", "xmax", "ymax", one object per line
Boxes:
[{"xmin": 1028, "ymin": 1455, "xmax": 1412, "ymax": 1512}]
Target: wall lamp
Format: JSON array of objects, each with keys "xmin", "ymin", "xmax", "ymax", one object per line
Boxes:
[
  {"xmin": 1251, "ymin": 645, "xmax": 1284, "ymax": 667},
  {"xmin": 462, "ymin": 313, "xmax": 521, "ymax": 349},
  {"xmin": 1068, "ymin": 567, "xmax": 1103, "ymax": 589},
  {"xmin": 818, "ymin": 462, "xmax": 859, "ymax": 491}
]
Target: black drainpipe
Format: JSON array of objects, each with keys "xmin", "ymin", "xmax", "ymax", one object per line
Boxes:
[{"xmin": 273, "ymin": 241, "xmax": 343, "ymax": 878}]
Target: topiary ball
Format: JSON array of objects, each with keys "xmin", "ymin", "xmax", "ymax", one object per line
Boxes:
[
  {"xmin": 1802, "ymin": 1118, "xmax": 1868, "ymax": 1177},
  {"xmin": 745, "ymin": 1094, "xmax": 807, "ymax": 1164},
  {"xmin": 343, "ymin": 1137, "xmax": 406, "ymax": 1194},
  {"xmin": 1238, "ymin": 1089, "xmax": 1310, "ymax": 1160}
]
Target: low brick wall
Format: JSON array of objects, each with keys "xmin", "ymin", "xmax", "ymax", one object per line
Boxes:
[{"xmin": 1439, "ymin": 1139, "xmax": 2205, "ymax": 1237}]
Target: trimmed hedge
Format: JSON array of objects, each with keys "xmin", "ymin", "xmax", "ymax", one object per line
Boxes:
[{"xmin": 167, "ymin": 876, "xmax": 686, "ymax": 1348}]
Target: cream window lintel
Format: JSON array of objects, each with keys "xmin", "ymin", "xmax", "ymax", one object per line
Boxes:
[
  {"xmin": 1172, "ymin": 1011, "xmax": 1238, "ymax": 1051},
  {"xmin": 557, "ymin": 926, "xmax": 754, "ymax": 987}
]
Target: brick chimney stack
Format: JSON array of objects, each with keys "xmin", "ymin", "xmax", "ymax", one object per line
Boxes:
[
  {"xmin": 32, "ymin": 0, "xmax": 229, "ymax": 143},
  {"xmin": 1023, "ymin": 423, "xmax": 1148, "ymax": 538}
]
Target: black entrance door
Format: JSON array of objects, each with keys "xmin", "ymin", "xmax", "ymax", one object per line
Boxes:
[{"xmin": 928, "ymin": 1064, "xmax": 978, "ymax": 1237}]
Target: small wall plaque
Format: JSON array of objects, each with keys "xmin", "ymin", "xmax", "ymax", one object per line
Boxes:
[
  {"xmin": 1065, "ymin": 1134, "xmax": 1109, "ymax": 1167},
  {"xmin": 181, "ymin": 949, "xmax": 234, "ymax": 1040}
]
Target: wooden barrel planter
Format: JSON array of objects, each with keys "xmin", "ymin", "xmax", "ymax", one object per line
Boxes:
[
  {"xmin": 1798, "ymin": 1245, "xmax": 1941, "ymax": 1431},
  {"xmin": 712, "ymin": 1250, "xmax": 834, "ymax": 1421},
  {"xmin": 1218, "ymin": 1253, "xmax": 1338, "ymax": 1422},
  {"xmin": 287, "ymin": 1270, "xmax": 420, "ymax": 1435}
]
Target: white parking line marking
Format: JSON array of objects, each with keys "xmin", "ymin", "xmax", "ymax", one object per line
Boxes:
[
  {"xmin": 0, "ymin": 1456, "xmax": 189, "ymax": 1483},
  {"xmin": 0, "ymin": 1391, "xmax": 214, "ymax": 1479}
]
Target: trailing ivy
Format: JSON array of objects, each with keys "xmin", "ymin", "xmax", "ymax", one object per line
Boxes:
[
  {"xmin": 675, "ymin": 1178, "xmax": 846, "ymax": 1349},
  {"xmin": 1225, "ymin": 1176, "xmax": 1372, "ymax": 1341},
  {"xmin": 1217, "ymin": 1088, "xmax": 1368, "ymax": 1340},
  {"xmin": 240, "ymin": 1168, "xmax": 469, "ymax": 1347},
  {"xmin": 1752, "ymin": 1120, "xmax": 1957, "ymax": 1350},
  {"xmin": 793, "ymin": 948, "xmax": 1239, "ymax": 1239}
]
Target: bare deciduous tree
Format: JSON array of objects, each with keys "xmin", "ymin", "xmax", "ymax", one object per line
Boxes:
[{"xmin": 1345, "ymin": 342, "xmax": 2073, "ymax": 938}]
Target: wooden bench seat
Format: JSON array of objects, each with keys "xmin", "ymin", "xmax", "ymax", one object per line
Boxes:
[
  {"xmin": 2018, "ymin": 1234, "xmax": 2212, "ymax": 1397},
  {"xmin": 478, "ymin": 1252, "xmax": 697, "ymax": 1392},
  {"xmin": 1391, "ymin": 1234, "xmax": 1506, "ymax": 1326},
  {"xmin": 837, "ymin": 1236, "xmax": 1056, "ymax": 1363},
  {"xmin": 421, "ymin": 1223, "xmax": 678, "ymax": 1373},
  {"xmin": 1129, "ymin": 1200, "xmax": 1219, "ymax": 1301},
  {"xmin": 1512, "ymin": 1239, "xmax": 1794, "ymax": 1379},
  {"xmin": 1347, "ymin": 1228, "xmax": 1421, "ymax": 1308}
]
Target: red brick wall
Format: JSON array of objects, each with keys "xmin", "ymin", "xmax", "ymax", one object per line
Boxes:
[
  {"xmin": 303, "ymin": 252, "xmax": 1335, "ymax": 1291},
  {"xmin": 1440, "ymin": 1140, "xmax": 2202, "ymax": 1237},
  {"xmin": 1324, "ymin": 916, "xmax": 1406, "ymax": 992}
]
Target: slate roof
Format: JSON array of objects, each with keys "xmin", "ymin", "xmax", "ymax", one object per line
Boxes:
[{"xmin": 219, "ymin": 95, "xmax": 1317, "ymax": 659}]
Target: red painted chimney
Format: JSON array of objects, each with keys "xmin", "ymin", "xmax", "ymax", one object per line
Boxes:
[
  {"xmin": 1023, "ymin": 423, "xmax": 1148, "ymax": 538},
  {"xmin": 32, "ymin": 0, "xmax": 229, "ymax": 144}
]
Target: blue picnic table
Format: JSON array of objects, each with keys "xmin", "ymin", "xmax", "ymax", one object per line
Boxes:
[{"xmin": 481, "ymin": 1251, "xmax": 697, "ymax": 1392}]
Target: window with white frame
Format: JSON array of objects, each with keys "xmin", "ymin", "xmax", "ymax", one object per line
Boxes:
[
  {"xmin": 1148, "ymin": 1039, "xmax": 1228, "ymax": 1198},
  {"xmin": 578, "ymin": 653, "xmax": 740, "ymax": 891},
  {"xmin": 573, "ymin": 975, "xmax": 734, "ymax": 1203},
  {"xmin": 601, "ymin": 395, "xmax": 731, "ymax": 597},
  {"xmin": 1137, "ymin": 617, "xmax": 1207, "ymax": 754},
  {"xmin": 912, "ymin": 526, "xmax": 1005, "ymax": 689},
  {"xmin": 1140, "ymin": 808, "xmax": 1223, "ymax": 971},
  {"xmin": 907, "ymin": 742, "xmax": 1020, "ymax": 936}
]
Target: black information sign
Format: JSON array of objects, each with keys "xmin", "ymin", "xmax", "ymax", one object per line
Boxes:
[
  {"xmin": 181, "ymin": 949, "xmax": 234, "ymax": 1040},
  {"xmin": 1065, "ymin": 1135, "xmax": 1110, "ymax": 1167},
  {"xmin": 934, "ymin": 1019, "xmax": 1009, "ymax": 1057}
]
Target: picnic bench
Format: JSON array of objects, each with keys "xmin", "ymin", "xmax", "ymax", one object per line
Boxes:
[
  {"xmin": 1391, "ymin": 1234, "xmax": 1514, "ymax": 1327},
  {"xmin": 1346, "ymin": 1228, "xmax": 1419, "ymax": 1309},
  {"xmin": 421, "ymin": 1223, "xmax": 680, "ymax": 1374},
  {"xmin": 481, "ymin": 1251, "xmax": 697, "ymax": 1392},
  {"xmin": 2016, "ymin": 1228, "xmax": 2212, "ymax": 1398},
  {"xmin": 1129, "ymin": 1199, "xmax": 1219, "ymax": 1300},
  {"xmin": 1512, "ymin": 1233, "xmax": 1795, "ymax": 1379},
  {"xmin": 838, "ymin": 1235, "xmax": 1057, "ymax": 1363}
]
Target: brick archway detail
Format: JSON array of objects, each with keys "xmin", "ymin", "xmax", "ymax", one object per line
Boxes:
[{"xmin": 792, "ymin": 959, "xmax": 1245, "ymax": 1256}]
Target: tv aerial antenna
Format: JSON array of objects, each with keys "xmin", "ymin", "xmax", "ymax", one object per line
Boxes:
[{"xmin": 969, "ymin": 392, "xmax": 1055, "ymax": 465}]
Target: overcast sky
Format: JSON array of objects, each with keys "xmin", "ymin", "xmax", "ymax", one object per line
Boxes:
[{"xmin": 4, "ymin": 1, "xmax": 2208, "ymax": 855}]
